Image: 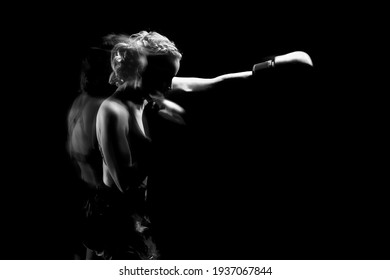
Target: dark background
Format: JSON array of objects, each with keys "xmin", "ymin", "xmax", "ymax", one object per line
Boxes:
[{"xmin": 2, "ymin": 4, "xmax": 387, "ymax": 260}]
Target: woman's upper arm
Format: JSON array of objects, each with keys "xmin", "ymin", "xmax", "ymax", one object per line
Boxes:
[
  {"xmin": 173, "ymin": 74, "xmax": 251, "ymax": 92},
  {"xmin": 172, "ymin": 77, "xmax": 216, "ymax": 92}
]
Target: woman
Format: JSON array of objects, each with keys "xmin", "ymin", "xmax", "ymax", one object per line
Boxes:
[
  {"xmin": 94, "ymin": 31, "xmax": 183, "ymax": 259},
  {"xmin": 69, "ymin": 30, "xmax": 313, "ymax": 259}
]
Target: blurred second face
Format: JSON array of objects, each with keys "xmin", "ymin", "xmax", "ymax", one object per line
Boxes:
[{"xmin": 141, "ymin": 55, "xmax": 180, "ymax": 94}]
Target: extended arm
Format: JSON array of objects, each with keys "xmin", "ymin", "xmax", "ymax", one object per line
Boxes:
[
  {"xmin": 172, "ymin": 51, "xmax": 313, "ymax": 92},
  {"xmin": 172, "ymin": 71, "xmax": 252, "ymax": 92}
]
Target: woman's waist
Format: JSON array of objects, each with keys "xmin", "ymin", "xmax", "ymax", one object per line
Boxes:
[{"xmin": 103, "ymin": 165, "xmax": 148, "ymax": 190}]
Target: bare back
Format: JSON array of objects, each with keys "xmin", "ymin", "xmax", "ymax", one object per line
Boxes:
[{"xmin": 68, "ymin": 93, "xmax": 105, "ymax": 187}]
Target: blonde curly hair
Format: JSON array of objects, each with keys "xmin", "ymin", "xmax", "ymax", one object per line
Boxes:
[{"xmin": 104, "ymin": 31, "xmax": 182, "ymax": 88}]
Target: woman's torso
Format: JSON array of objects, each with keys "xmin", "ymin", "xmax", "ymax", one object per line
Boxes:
[
  {"xmin": 94, "ymin": 93, "xmax": 157, "ymax": 259},
  {"xmin": 100, "ymin": 95, "xmax": 152, "ymax": 190}
]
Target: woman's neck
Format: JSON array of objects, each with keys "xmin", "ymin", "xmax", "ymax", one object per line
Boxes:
[{"xmin": 115, "ymin": 85, "xmax": 149, "ymax": 104}]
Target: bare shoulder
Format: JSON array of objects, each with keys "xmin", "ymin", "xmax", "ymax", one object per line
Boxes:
[
  {"xmin": 97, "ymin": 98, "xmax": 129, "ymax": 126},
  {"xmin": 100, "ymin": 98, "xmax": 128, "ymax": 115}
]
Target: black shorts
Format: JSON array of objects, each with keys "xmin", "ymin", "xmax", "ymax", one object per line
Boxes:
[{"xmin": 82, "ymin": 185, "xmax": 158, "ymax": 260}]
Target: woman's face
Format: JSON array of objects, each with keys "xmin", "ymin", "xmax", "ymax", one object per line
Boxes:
[{"xmin": 141, "ymin": 55, "xmax": 180, "ymax": 95}]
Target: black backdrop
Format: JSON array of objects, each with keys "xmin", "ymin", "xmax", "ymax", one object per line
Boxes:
[{"xmin": 2, "ymin": 3, "xmax": 388, "ymax": 260}]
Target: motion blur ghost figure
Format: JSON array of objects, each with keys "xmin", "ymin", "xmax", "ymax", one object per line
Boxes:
[
  {"xmin": 67, "ymin": 46, "xmax": 116, "ymax": 259},
  {"xmin": 67, "ymin": 48, "xmax": 114, "ymax": 189}
]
